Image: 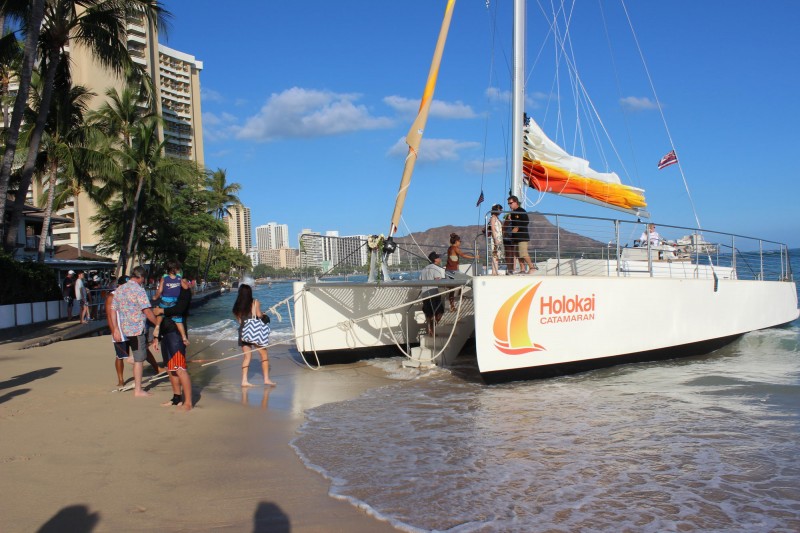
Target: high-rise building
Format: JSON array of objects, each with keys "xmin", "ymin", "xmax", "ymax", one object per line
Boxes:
[
  {"xmin": 256, "ymin": 222, "xmax": 289, "ymax": 251},
  {"xmin": 225, "ymin": 205, "xmax": 252, "ymax": 255},
  {"xmin": 259, "ymin": 248, "xmax": 299, "ymax": 271},
  {"xmin": 45, "ymin": 14, "xmax": 204, "ymax": 254},
  {"xmin": 298, "ymin": 229, "xmax": 322, "ymax": 269}
]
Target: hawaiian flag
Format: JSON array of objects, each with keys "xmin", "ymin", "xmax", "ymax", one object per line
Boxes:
[
  {"xmin": 476, "ymin": 190, "xmax": 485, "ymax": 207},
  {"xmin": 657, "ymin": 149, "xmax": 678, "ymax": 170}
]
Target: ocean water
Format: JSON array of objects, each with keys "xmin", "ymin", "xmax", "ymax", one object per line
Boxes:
[{"xmin": 189, "ymin": 266, "xmax": 800, "ymax": 532}]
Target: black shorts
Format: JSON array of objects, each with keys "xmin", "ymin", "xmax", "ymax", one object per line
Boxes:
[{"xmin": 422, "ymin": 295, "xmax": 443, "ymax": 319}]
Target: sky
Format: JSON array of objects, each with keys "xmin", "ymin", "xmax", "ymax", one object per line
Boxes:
[{"xmin": 161, "ymin": 1, "xmax": 800, "ymax": 248}]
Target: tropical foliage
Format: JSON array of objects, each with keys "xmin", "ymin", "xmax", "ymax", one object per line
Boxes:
[{"xmin": 0, "ymin": 1, "xmax": 249, "ymax": 281}]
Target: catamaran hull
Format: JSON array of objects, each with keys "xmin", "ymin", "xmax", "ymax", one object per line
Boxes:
[{"xmin": 473, "ymin": 276, "xmax": 799, "ymax": 378}]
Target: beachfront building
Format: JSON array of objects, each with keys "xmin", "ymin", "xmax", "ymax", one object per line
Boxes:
[
  {"xmin": 259, "ymin": 248, "xmax": 300, "ymax": 271},
  {"xmin": 298, "ymin": 229, "xmax": 323, "ymax": 270},
  {"xmin": 36, "ymin": 13, "xmax": 204, "ymax": 256},
  {"xmin": 225, "ymin": 205, "xmax": 252, "ymax": 256},
  {"xmin": 256, "ymin": 222, "xmax": 290, "ymax": 251}
]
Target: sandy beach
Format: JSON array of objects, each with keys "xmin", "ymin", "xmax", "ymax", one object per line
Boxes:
[{"xmin": 0, "ymin": 328, "xmax": 399, "ymax": 532}]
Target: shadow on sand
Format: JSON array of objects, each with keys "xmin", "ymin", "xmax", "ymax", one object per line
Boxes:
[
  {"xmin": 0, "ymin": 367, "xmax": 61, "ymax": 391},
  {"xmin": 37, "ymin": 504, "xmax": 99, "ymax": 532}
]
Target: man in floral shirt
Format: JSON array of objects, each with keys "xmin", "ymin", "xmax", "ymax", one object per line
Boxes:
[{"xmin": 111, "ymin": 266, "xmax": 158, "ymax": 397}]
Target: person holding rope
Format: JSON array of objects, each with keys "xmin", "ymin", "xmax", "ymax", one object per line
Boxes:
[
  {"xmin": 233, "ymin": 284, "xmax": 276, "ymax": 387},
  {"xmin": 110, "ymin": 266, "xmax": 159, "ymax": 398},
  {"xmin": 107, "ymin": 276, "xmax": 164, "ymax": 388},
  {"xmin": 420, "ymin": 251, "xmax": 445, "ymax": 336},
  {"xmin": 151, "ymin": 278, "xmax": 193, "ymax": 410}
]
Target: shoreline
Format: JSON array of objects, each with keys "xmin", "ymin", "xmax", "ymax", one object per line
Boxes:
[{"xmin": 0, "ymin": 332, "xmax": 399, "ymax": 531}]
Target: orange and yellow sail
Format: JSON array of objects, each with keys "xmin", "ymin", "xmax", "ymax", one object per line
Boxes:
[{"xmin": 522, "ymin": 119, "xmax": 647, "ymax": 216}]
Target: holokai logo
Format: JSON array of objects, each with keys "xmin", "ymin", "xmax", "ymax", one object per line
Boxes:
[
  {"xmin": 539, "ymin": 293, "xmax": 595, "ymax": 324},
  {"xmin": 493, "ymin": 282, "xmax": 546, "ymax": 355},
  {"xmin": 493, "ymin": 282, "xmax": 597, "ymax": 355}
]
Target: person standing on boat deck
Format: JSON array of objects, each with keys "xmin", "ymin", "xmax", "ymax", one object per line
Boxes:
[
  {"xmin": 420, "ymin": 251, "xmax": 445, "ymax": 336},
  {"xmin": 640, "ymin": 223, "xmax": 662, "ymax": 247},
  {"xmin": 502, "ymin": 212, "xmax": 518, "ymax": 273},
  {"xmin": 508, "ymin": 195, "xmax": 536, "ymax": 273},
  {"xmin": 111, "ymin": 266, "xmax": 159, "ymax": 398},
  {"xmin": 486, "ymin": 204, "xmax": 504, "ymax": 275},
  {"xmin": 233, "ymin": 284, "xmax": 276, "ymax": 387},
  {"xmin": 151, "ymin": 279, "xmax": 193, "ymax": 410},
  {"xmin": 445, "ymin": 233, "xmax": 475, "ymax": 311}
]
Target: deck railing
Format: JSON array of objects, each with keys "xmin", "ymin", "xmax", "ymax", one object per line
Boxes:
[{"xmin": 481, "ymin": 212, "xmax": 793, "ymax": 282}]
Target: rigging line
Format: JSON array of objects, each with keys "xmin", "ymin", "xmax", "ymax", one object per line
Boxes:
[
  {"xmin": 619, "ymin": 0, "xmax": 702, "ymax": 230},
  {"xmin": 597, "ymin": 0, "xmax": 641, "ymax": 186},
  {"xmin": 477, "ymin": 0, "xmax": 498, "ymax": 213},
  {"xmin": 547, "ymin": 1, "xmax": 632, "ymax": 182}
]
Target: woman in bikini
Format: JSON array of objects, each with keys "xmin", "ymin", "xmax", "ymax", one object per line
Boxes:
[{"xmin": 445, "ymin": 233, "xmax": 476, "ymax": 311}]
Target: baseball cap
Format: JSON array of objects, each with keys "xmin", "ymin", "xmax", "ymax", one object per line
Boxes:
[
  {"xmin": 68, "ymin": 270, "xmax": 75, "ymax": 275},
  {"xmin": 93, "ymin": 275, "xmax": 100, "ymax": 282},
  {"xmin": 428, "ymin": 251, "xmax": 440, "ymax": 262}
]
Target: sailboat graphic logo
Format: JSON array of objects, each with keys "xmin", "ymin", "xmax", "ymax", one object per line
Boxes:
[{"xmin": 493, "ymin": 282, "xmax": 546, "ymax": 355}]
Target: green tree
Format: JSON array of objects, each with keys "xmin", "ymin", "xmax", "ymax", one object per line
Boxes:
[
  {"xmin": 203, "ymin": 168, "xmax": 241, "ymax": 281},
  {"xmin": 88, "ymin": 84, "xmax": 157, "ymax": 269},
  {"xmin": 25, "ymin": 65, "xmax": 113, "ymax": 261},
  {"xmin": 0, "ymin": 0, "xmax": 45, "ymax": 243},
  {"xmin": 3, "ymin": 0, "xmax": 170, "ymax": 253},
  {"xmin": 114, "ymin": 121, "xmax": 196, "ymax": 274}
]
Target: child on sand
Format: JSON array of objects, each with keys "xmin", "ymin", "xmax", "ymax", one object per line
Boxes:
[{"xmin": 152, "ymin": 260, "xmax": 188, "ymax": 345}]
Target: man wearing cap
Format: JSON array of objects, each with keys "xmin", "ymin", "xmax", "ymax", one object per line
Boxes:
[
  {"xmin": 63, "ymin": 270, "xmax": 76, "ymax": 320},
  {"xmin": 111, "ymin": 266, "xmax": 159, "ymax": 398},
  {"xmin": 106, "ymin": 275, "xmax": 164, "ymax": 388},
  {"xmin": 420, "ymin": 252, "xmax": 445, "ymax": 335},
  {"xmin": 74, "ymin": 271, "xmax": 90, "ymax": 324}
]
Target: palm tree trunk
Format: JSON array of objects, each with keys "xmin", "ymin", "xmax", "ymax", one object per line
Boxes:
[
  {"xmin": 73, "ymin": 189, "xmax": 82, "ymax": 258},
  {"xmin": 0, "ymin": 0, "xmax": 45, "ymax": 247},
  {"xmin": 37, "ymin": 168, "xmax": 58, "ymax": 263},
  {"xmin": 4, "ymin": 47, "xmax": 59, "ymax": 252},
  {"xmin": 118, "ymin": 175, "xmax": 145, "ymax": 274}
]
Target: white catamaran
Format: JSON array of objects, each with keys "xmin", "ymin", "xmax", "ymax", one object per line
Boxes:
[{"xmin": 292, "ymin": 0, "xmax": 798, "ymax": 381}]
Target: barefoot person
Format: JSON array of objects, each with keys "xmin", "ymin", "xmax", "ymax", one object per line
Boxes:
[
  {"xmin": 152, "ymin": 278, "xmax": 193, "ymax": 411},
  {"xmin": 232, "ymin": 284, "xmax": 275, "ymax": 387},
  {"xmin": 106, "ymin": 276, "xmax": 163, "ymax": 387},
  {"xmin": 110, "ymin": 266, "xmax": 158, "ymax": 398}
]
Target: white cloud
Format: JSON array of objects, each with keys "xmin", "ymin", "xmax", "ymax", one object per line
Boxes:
[
  {"xmin": 465, "ymin": 157, "xmax": 504, "ymax": 175},
  {"xmin": 235, "ymin": 87, "xmax": 394, "ymax": 142},
  {"xmin": 202, "ymin": 111, "xmax": 239, "ymax": 142},
  {"xmin": 486, "ymin": 87, "xmax": 549, "ymax": 109},
  {"xmin": 387, "ymin": 137, "xmax": 480, "ymax": 163},
  {"xmin": 620, "ymin": 96, "xmax": 659, "ymax": 112},
  {"xmin": 201, "ymin": 88, "xmax": 225, "ymax": 103},
  {"xmin": 384, "ymin": 95, "xmax": 477, "ymax": 119}
]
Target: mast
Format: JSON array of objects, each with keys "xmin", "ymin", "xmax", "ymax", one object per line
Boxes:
[
  {"xmin": 511, "ymin": 0, "xmax": 525, "ymax": 198},
  {"xmin": 387, "ymin": 0, "xmax": 456, "ymax": 238}
]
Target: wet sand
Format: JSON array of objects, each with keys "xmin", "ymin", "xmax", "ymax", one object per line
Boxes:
[{"xmin": 0, "ymin": 333, "xmax": 399, "ymax": 532}]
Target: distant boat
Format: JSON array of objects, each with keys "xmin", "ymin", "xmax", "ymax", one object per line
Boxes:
[
  {"xmin": 292, "ymin": 0, "xmax": 797, "ymax": 381},
  {"xmin": 674, "ymin": 233, "xmax": 720, "ymax": 256}
]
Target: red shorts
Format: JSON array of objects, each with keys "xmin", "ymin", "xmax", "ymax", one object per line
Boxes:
[{"xmin": 161, "ymin": 333, "xmax": 187, "ymax": 371}]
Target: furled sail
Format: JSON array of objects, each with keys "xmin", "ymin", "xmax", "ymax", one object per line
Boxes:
[
  {"xmin": 388, "ymin": 0, "xmax": 456, "ymax": 237},
  {"xmin": 522, "ymin": 118, "xmax": 648, "ymax": 216}
]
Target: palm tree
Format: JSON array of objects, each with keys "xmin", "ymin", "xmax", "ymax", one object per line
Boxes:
[
  {"xmin": 3, "ymin": 0, "xmax": 170, "ymax": 253},
  {"xmin": 203, "ymin": 168, "xmax": 241, "ymax": 281},
  {"xmin": 24, "ymin": 67, "xmax": 112, "ymax": 261},
  {"xmin": 88, "ymin": 83, "xmax": 157, "ymax": 269},
  {"xmin": 0, "ymin": 0, "xmax": 45, "ymax": 243},
  {"xmin": 115, "ymin": 120, "xmax": 195, "ymax": 273}
]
